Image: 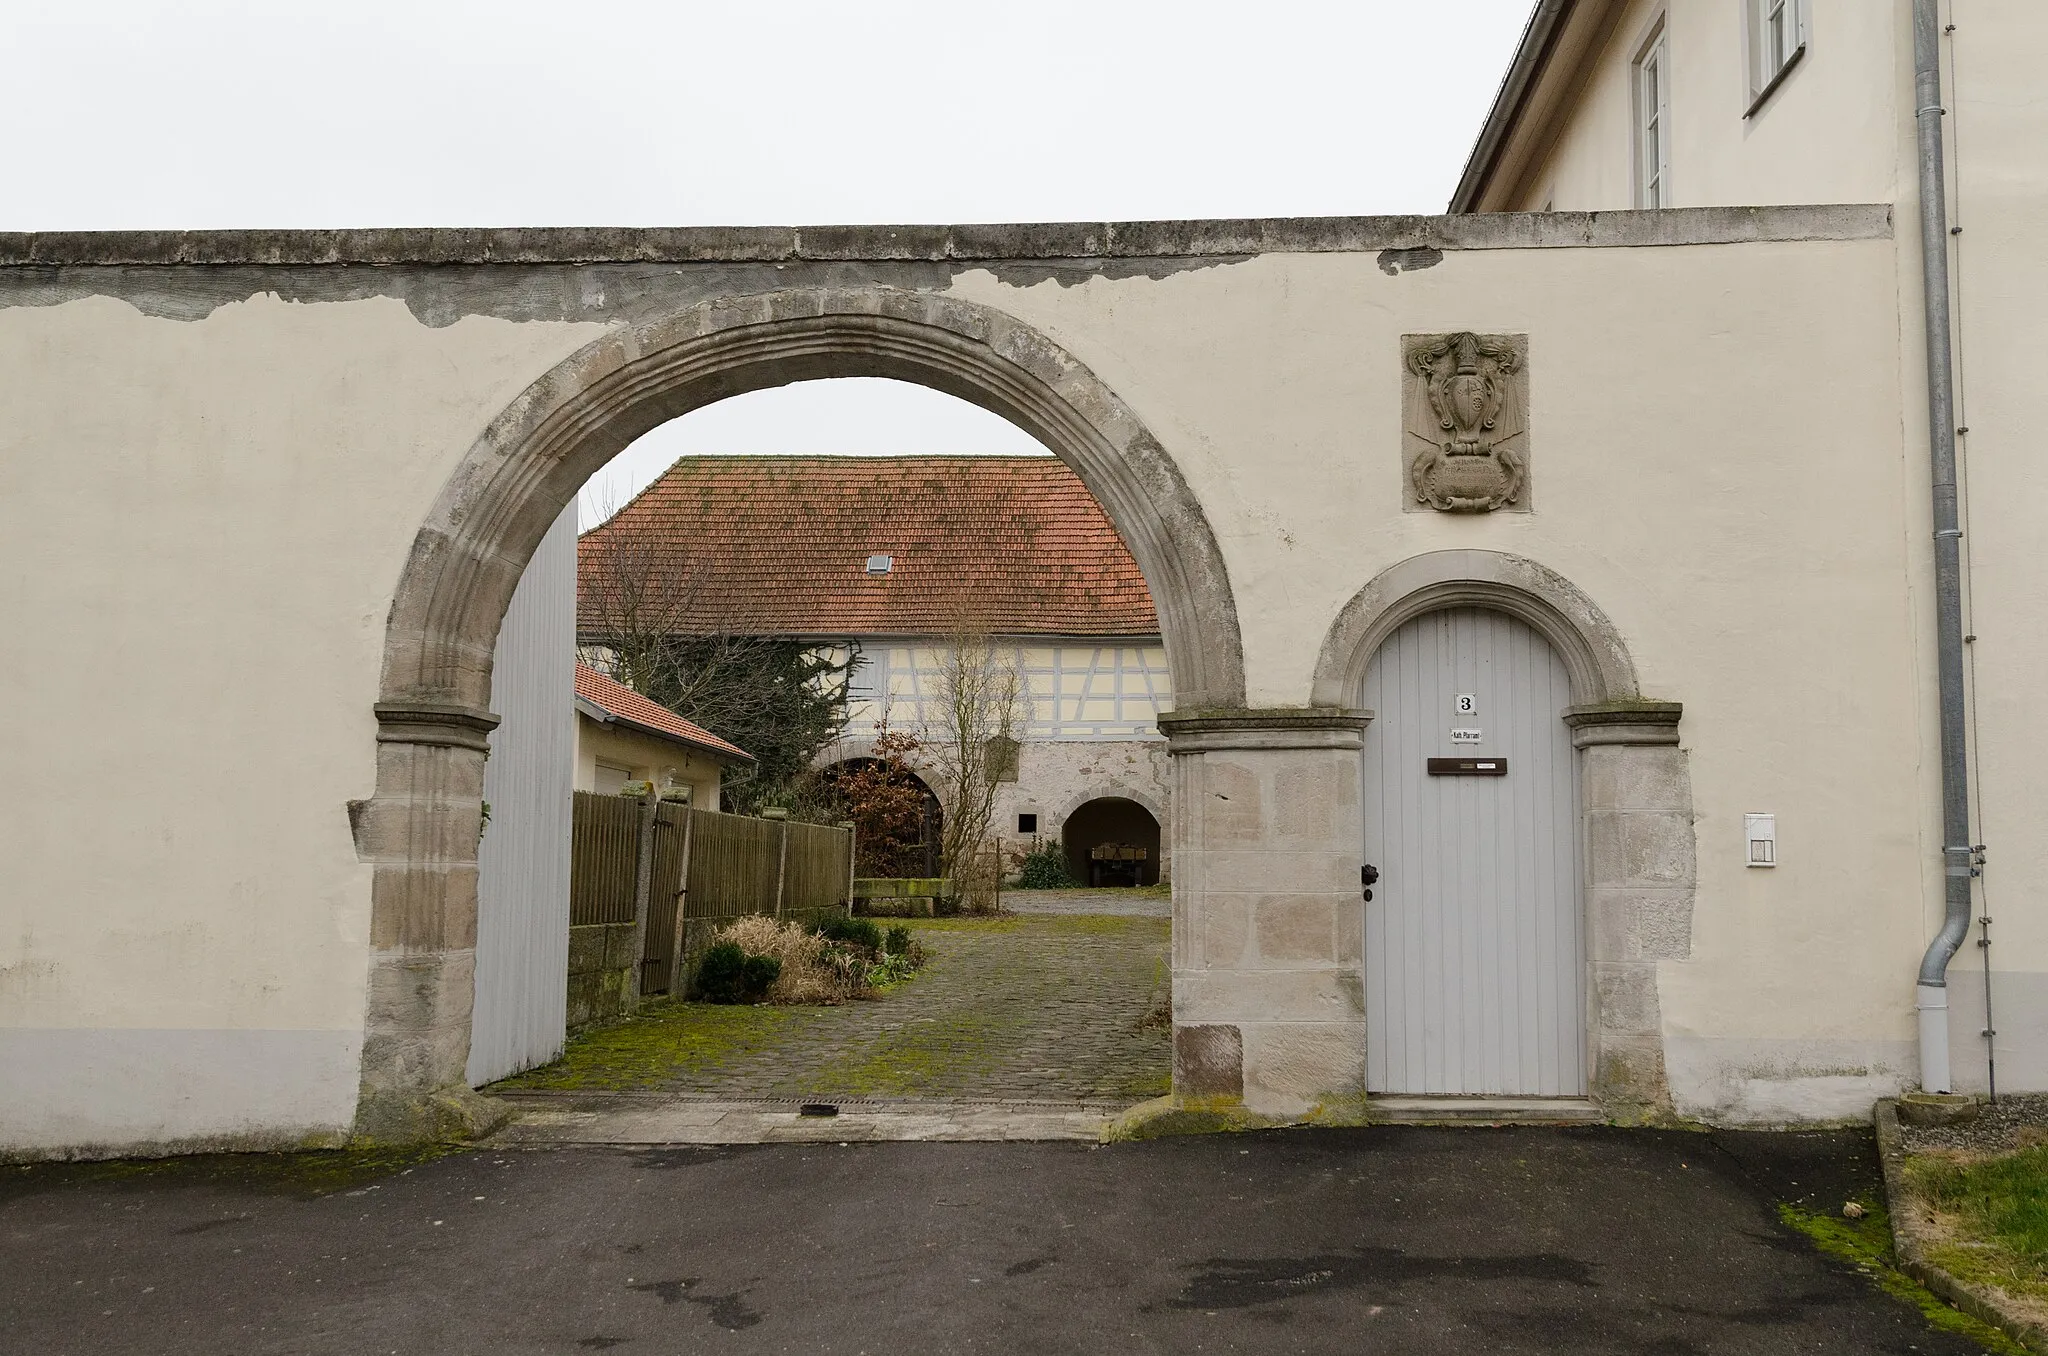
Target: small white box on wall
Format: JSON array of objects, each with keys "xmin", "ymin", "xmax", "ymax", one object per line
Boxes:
[{"xmin": 1745, "ymin": 813, "xmax": 1777, "ymax": 867}]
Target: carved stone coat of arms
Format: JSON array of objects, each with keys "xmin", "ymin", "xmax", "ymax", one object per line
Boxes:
[{"xmin": 1402, "ymin": 332, "xmax": 1530, "ymax": 513}]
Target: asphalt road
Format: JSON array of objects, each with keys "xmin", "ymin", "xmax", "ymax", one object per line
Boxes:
[{"xmin": 0, "ymin": 1126, "xmax": 1991, "ymax": 1355}]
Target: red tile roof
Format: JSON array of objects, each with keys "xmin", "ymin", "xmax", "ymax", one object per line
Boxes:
[
  {"xmin": 577, "ymin": 456, "xmax": 1160, "ymax": 638},
  {"xmin": 574, "ymin": 663, "xmax": 753, "ymax": 762}
]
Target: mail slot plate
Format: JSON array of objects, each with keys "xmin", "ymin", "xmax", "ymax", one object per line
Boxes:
[{"xmin": 1427, "ymin": 757, "xmax": 1507, "ymax": 776}]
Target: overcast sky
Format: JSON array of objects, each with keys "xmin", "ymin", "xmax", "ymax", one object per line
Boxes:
[{"xmin": 8, "ymin": 0, "xmax": 1533, "ymax": 526}]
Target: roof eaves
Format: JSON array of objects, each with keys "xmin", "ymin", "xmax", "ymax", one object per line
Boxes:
[
  {"xmin": 1449, "ymin": 0, "xmax": 1579, "ymax": 214},
  {"xmin": 575, "ymin": 696, "xmax": 755, "ymax": 765}
]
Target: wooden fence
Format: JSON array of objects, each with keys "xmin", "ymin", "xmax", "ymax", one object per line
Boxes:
[
  {"xmin": 569, "ymin": 791, "xmax": 642, "ymax": 925},
  {"xmin": 568, "ymin": 792, "xmax": 855, "ymax": 1003}
]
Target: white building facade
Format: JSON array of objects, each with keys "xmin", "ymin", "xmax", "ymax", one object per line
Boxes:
[{"xmin": 3, "ymin": 0, "xmax": 2043, "ymax": 1155}]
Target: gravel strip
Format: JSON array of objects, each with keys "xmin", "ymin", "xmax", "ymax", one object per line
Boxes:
[{"xmin": 1897, "ymin": 1091, "xmax": 2048, "ymax": 1156}]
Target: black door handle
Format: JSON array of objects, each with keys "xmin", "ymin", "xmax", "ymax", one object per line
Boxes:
[{"xmin": 1362, "ymin": 863, "xmax": 1379, "ymax": 901}]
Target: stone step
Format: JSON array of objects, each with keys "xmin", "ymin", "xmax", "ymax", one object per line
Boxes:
[{"xmin": 1368, "ymin": 1096, "xmax": 1606, "ymax": 1125}]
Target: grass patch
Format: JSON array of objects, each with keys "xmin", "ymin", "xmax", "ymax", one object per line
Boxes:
[
  {"xmin": 810, "ymin": 1012, "xmax": 1006, "ymax": 1097},
  {"xmin": 494, "ymin": 999, "xmax": 819, "ymax": 1092},
  {"xmin": 1778, "ymin": 1199, "xmax": 2032, "ymax": 1354},
  {"xmin": 1909, "ymin": 1145, "xmax": 2048, "ymax": 1306}
]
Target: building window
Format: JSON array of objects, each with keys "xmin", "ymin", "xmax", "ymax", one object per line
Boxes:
[
  {"xmin": 1017, "ymin": 812, "xmax": 1039, "ymax": 835},
  {"xmin": 1633, "ymin": 20, "xmax": 1671, "ymax": 209},
  {"xmin": 846, "ymin": 650, "xmax": 883, "ymax": 703},
  {"xmin": 1745, "ymin": 0, "xmax": 1807, "ymax": 114}
]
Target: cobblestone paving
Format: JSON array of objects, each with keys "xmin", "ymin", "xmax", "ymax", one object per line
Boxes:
[
  {"xmin": 501, "ymin": 915, "xmax": 1171, "ymax": 1105},
  {"xmin": 1004, "ymin": 887, "xmax": 1171, "ymax": 917}
]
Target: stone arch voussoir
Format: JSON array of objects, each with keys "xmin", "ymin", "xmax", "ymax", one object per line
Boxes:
[{"xmin": 357, "ymin": 287, "xmax": 1244, "ymax": 1139}]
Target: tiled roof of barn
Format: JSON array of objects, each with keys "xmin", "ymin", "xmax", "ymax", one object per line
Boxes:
[{"xmin": 576, "ymin": 455, "xmax": 1160, "ymax": 637}]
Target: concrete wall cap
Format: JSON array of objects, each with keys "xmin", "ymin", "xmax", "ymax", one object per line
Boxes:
[{"xmin": 0, "ymin": 205, "xmax": 1891, "ymax": 269}]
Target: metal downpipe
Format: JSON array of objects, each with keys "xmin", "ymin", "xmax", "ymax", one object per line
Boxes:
[{"xmin": 1911, "ymin": 0, "xmax": 1973, "ymax": 1095}]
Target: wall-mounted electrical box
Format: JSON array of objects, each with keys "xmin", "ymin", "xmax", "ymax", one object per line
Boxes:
[{"xmin": 1745, "ymin": 812, "xmax": 1777, "ymax": 867}]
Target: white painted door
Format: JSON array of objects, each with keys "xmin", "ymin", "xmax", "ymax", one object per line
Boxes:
[
  {"xmin": 1362, "ymin": 608, "xmax": 1585, "ymax": 1096},
  {"xmin": 468, "ymin": 504, "xmax": 578, "ymax": 1087}
]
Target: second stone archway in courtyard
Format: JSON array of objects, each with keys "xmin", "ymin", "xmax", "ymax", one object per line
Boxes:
[{"xmin": 355, "ymin": 288, "xmax": 1247, "ymax": 1138}]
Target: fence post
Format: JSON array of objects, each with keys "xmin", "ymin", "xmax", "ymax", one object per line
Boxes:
[
  {"xmin": 666, "ymin": 805, "xmax": 695, "ymax": 997},
  {"xmin": 763, "ymin": 807, "xmax": 790, "ymax": 918},
  {"xmin": 626, "ymin": 786, "xmax": 659, "ymax": 1009},
  {"xmin": 839, "ymin": 820, "xmax": 857, "ymax": 917}
]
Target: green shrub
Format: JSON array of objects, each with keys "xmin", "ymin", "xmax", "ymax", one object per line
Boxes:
[
  {"xmin": 865, "ymin": 951, "xmax": 920, "ymax": 988},
  {"xmin": 741, "ymin": 953, "xmax": 782, "ymax": 998},
  {"xmin": 1015, "ymin": 836, "xmax": 1079, "ymax": 889},
  {"xmin": 815, "ymin": 914, "xmax": 884, "ymax": 951},
  {"xmin": 883, "ymin": 923, "xmax": 913, "ymax": 956},
  {"xmin": 696, "ymin": 942, "xmax": 781, "ymax": 1004}
]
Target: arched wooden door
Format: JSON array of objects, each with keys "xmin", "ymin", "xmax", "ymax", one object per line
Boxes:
[{"xmin": 1362, "ymin": 607, "xmax": 1585, "ymax": 1097}]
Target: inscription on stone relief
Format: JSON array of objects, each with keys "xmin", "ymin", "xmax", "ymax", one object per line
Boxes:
[{"xmin": 1402, "ymin": 332, "xmax": 1530, "ymax": 513}]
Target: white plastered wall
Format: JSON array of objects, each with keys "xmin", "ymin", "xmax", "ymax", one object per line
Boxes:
[
  {"xmin": 0, "ymin": 295, "xmax": 601, "ymax": 1154},
  {"xmin": 0, "ymin": 221, "xmax": 1999, "ymax": 1147},
  {"xmin": 947, "ymin": 235, "xmax": 1941, "ymax": 1121},
  {"xmin": 573, "ymin": 719, "xmax": 727, "ymax": 809},
  {"xmin": 1506, "ymin": 0, "xmax": 1903, "ymax": 213},
  {"xmin": 1939, "ymin": 0, "xmax": 2048, "ymax": 1093}
]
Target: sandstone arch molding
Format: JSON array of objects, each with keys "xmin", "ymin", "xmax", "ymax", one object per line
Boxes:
[
  {"xmin": 355, "ymin": 287, "xmax": 1246, "ymax": 1139},
  {"xmin": 1311, "ymin": 548, "xmax": 1641, "ymax": 708},
  {"xmin": 1311, "ymin": 549, "xmax": 1692, "ymax": 1120}
]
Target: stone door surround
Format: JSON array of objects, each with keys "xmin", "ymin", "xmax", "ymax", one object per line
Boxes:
[
  {"xmin": 1306, "ymin": 550, "xmax": 1695, "ymax": 1119},
  {"xmin": 353, "ymin": 289, "xmax": 1248, "ymax": 1140}
]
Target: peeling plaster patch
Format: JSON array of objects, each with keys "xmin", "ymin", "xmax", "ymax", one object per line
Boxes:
[
  {"xmin": 1377, "ymin": 246, "xmax": 1443, "ymax": 275},
  {"xmin": 981, "ymin": 255, "xmax": 1252, "ymax": 289},
  {"xmin": 0, "ymin": 262, "xmax": 960, "ymax": 328},
  {"xmin": 0, "ymin": 257, "xmax": 1247, "ymax": 325}
]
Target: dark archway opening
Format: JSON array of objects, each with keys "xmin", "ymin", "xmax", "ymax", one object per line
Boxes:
[
  {"xmin": 816, "ymin": 755, "xmax": 943, "ymax": 879},
  {"xmin": 1063, "ymin": 797, "xmax": 1162, "ymax": 887}
]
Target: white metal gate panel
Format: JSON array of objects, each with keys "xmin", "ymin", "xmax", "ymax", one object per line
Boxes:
[
  {"xmin": 467, "ymin": 504, "xmax": 577, "ymax": 1087},
  {"xmin": 1362, "ymin": 608, "xmax": 1584, "ymax": 1096}
]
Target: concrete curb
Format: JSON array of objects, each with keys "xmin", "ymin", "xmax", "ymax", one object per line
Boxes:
[
  {"xmin": 483, "ymin": 1095, "xmax": 1116, "ymax": 1145},
  {"xmin": 1875, "ymin": 1099, "xmax": 2048, "ymax": 1353}
]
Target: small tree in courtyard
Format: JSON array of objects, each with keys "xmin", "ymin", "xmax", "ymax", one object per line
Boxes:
[
  {"xmin": 924, "ymin": 630, "xmax": 1021, "ymax": 901},
  {"xmin": 579, "ymin": 507, "xmax": 850, "ymax": 812}
]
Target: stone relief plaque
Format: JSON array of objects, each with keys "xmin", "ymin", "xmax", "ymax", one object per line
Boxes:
[{"xmin": 1402, "ymin": 332, "xmax": 1530, "ymax": 513}]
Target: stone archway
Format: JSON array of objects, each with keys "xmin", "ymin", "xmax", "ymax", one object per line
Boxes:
[
  {"xmin": 1311, "ymin": 549, "xmax": 1693, "ymax": 1119},
  {"xmin": 1060, "ymin": 796, "xmax": 1165, "ymax": 887},
  {"xmin": 353, "ymin": 288, "xmax": 1246, "ymax": 1138}
]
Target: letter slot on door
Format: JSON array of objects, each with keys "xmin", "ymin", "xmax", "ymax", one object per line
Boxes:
[{"xmin": 1426, "ymin": 757, "xmax": 1508, "ymax": 775}]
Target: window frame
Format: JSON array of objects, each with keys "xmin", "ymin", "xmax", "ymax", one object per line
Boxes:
[
  {"xmin": 1743, "ymin": 0, "xmax": 1808, "ymax": 117},
  {"xmin": 1631, "ymin": 16, "xmax": 1672, "ymax": 209}
]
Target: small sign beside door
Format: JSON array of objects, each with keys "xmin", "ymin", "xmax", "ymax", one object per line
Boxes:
[{"xmin": 1449, "ymin": 727, "xmax": 1483, "ymax": 745}]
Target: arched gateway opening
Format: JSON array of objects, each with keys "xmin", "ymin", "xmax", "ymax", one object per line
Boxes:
[{"xmin": 356, "ymin": 289, "xmax": 1245, "ymax": 1138}]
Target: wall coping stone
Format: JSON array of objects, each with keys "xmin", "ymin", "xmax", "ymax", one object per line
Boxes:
[
  {"xmin": 1159, "ymin": 707, "xmax": 1372, "ymax": 754},
  {"xmin": 0, "ymin": 205, "xmax": 1890, "ymax": 268}
]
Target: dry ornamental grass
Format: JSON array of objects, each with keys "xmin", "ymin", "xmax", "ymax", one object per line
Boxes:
[{"xmin": 715, "ymin": 916, "xmax": 866, "ymax": 1004}]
